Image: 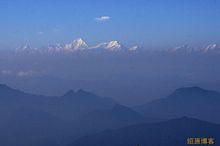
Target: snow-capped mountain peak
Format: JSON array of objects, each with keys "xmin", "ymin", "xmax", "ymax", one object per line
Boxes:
[
  {"xmin": 203, "ymin": 44, "xmax": 219, "ymax": 52},
  {"xmin": 90, "ymin": 40, "xmax": 126, "ymax": 51},
  {"xmin": 16, "ymin": 44, "xmax": 38, "ymax": 54},
  {"xmin": 90, "ymin": 42, "xmax": 108, "ymax": 49},
  {"xmin": 105, "ymin": 41, "xmax": 123, "ymax": 51},
  {"xmin": 46, "ymin": 43, "xmax": 64, "ymax": 52},
  {"xmin": 169, "ymin": 44, "xmax": 196, "ymax": 53},
  {"xmin": 169, "ymin": 43, "xmax": 220, "ymax": 54},
  {"xmin": 64, "ymin": 38, "xmax": 88, "ymax": 51},
  {"xmin": 129, "ymin": 46, "xmax": 139, "ymax": 51},
  {"xmin": 16, "ymin": 44, "xmax": 32, "ymax": 51},
  {"xmin": 172, "ymin": 44, "xmax": 192, "ymax": 51}
]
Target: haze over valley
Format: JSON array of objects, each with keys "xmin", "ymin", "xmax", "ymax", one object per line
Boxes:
[{"xmin": 1, "ymin": 39, "xmax": 220, "ymax": 105}]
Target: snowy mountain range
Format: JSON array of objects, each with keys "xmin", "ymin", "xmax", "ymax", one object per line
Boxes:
[
  {"xmin": 169, "ymin": 44, "xmax": 220, "ymax": 54},
  {"xmin": 16, "ymin": 38, "xmax": 139, "ymax": 54},
  {"xmin": 15, "ymin": 38, "xmax": 220, "ymax": 55}
]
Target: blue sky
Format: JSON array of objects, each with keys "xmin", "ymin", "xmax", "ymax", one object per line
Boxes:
[{"xmin": 0, "ymin": 0, "xmax": 220, "ymax": 49}]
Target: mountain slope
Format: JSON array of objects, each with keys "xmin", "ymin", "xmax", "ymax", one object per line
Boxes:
[
  {"xmin": 71, "ymin": 117, "xmax": 220, "ymax": 146},
  {"xmin": 55, "ymin": 89, "xmax": 116, "ymax": 120},
  {"xmin": 135, "ymin": 87, "xmax": 220, "ymax": 123},
  {"xmin": 72, "ymin": 104, "xmax": 146, "ymax": 136},
  {"xmin": 64, "ymin": 38, "xmax": 88, "ymax": 51},
  {"xmin": 0, "ymin": 84, "xmax": 116, "ymax": 121},
  {"xmin": 0, "ymin": 84, "xmax": 117, "ymax": 146},
  {"xmin": 91, "ymin": 41, "xmax": 125, "ymax": 51}
]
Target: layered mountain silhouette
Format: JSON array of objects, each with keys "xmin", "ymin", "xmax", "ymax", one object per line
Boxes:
[
  {"xmin": 0, "ymin": 84, "xmax": 118, "ymax": 146},
  {"xmin": 56, "ymin": 89, "xmax": 116, "ymax": 120},
  {"xmin": 135, "ymin": 87, "xmax": 220, "ymax": 123},
  {"xmin": 71, "ymin": 117, "xmax": 220, "ymax": 146},
  {"xmin": 0, "ymin": 84, "xmax": 219, "ymax": 146},
  {"xmin": 0, "ymin": 84, "xmax": 147, "ymax": 146},
  {"xmin": 0, "ymin": 84, "xmax": 116, "ymax": 120}
]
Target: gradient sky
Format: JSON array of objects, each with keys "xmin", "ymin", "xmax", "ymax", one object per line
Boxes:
[{"xmin": 0, "ymin": 0, "xmax": 220, "ymax": 49}]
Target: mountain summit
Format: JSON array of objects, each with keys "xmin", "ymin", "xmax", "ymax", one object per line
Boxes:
[
  {"xmin": 135, "ymin": 86, "xmax": 220, "ymax": 123},
  {"xmin": 16, "ymin": 43, "xmax": 38, "ymax": 54},
  {"xmin": 64, "ymin": 38, "xmax": 88, "ymax": 51},
  {"xmin": 203, "ymin": 43, "xmax": 220, "ymax": 53},
  {"xmin": 170, "ymin": 43, "xmax": 220, "ymax": 54},
  {"xmin": 91, "ymin": 40, "xmax": 127, "ymax": 51},
  {"xmin": 105, "ymin": 41, "xmax": 124, "ymax": 51}
]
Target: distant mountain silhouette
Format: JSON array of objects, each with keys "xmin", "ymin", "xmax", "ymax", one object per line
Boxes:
[
  {"xmin": 0, "ymin": 84, "xmax": 116, "ymax": 120},
  {"xmin": 56, "ymin": 89, "xmax": 116, "ymax": 120},
  {"xmin": 71, "ymin": 117, "xmax": 220, "ymax": 146},
  {"xmin": 0, "ymin": 84, "xmax": 117, "ymax": 146},
  {"xmin": 1, "ymin": 84, "xmax": 220, "ymax": 146},
  {"xmin": 60, "ymin": 89, "xmax": 115, "ymax": 109},
  {"xmin": 0, "ymin": 84, "xmax": 158, "ymax": 146},
  {"xmin": 0, "ymin": 84, "xmax": 118, "ymax": 120},
  {"xmin": 135, "ymin": 87, "xmax": 220, "ymax": 123},
  {"xmin": 0, "ymin": 84, "xmax": 33, "ymax": 99}
]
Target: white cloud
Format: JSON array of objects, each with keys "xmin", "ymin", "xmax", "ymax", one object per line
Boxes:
[
  {"xmin": 1, "ymin": 70, "xmax": 12, "ymax": 75},
  {"xmin": 0, "ymin": 69, "xmax": 42, "ymax": 77},
  {"xmin": 95, "ymin": 16, "xmax": 111, "ymax": 22},
  {"xmin": 17, "ymin": 70, "xmax": 35, "ymax": 77}
]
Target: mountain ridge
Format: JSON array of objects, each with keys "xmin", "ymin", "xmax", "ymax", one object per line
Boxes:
[
  {"xmin": 16, "ymin": 38, "xmax": 139, "ymax": 54},
  {"xmin": 135, "ymin": 86, "xmax": 220, "ymax": 123},
  {"xmin": 70, "ymin": 117, "xmax": 220, "ymax": 146},
  {"xmin": 14, "ymin": 38, "xmax": 220, "ymax": 55}
]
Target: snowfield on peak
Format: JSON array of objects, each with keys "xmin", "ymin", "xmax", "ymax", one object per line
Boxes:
[
  {"xmin": 64, "ymin": 38, "xmax": 89, "ymax": 51},
  {"xmin": 91, "ymin": 41, "xmax": 126, "ymax": 51},
  {"xmin": 169, "ymin": 43, "xmax": 220, "ymax": 54},
  {"xmin": 105, "ymin": 41, "xmax": 123, "ymax": 51},
  {"xmin": 203, "ymin": 44, "xmax": 219, "ymax": 53}
]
